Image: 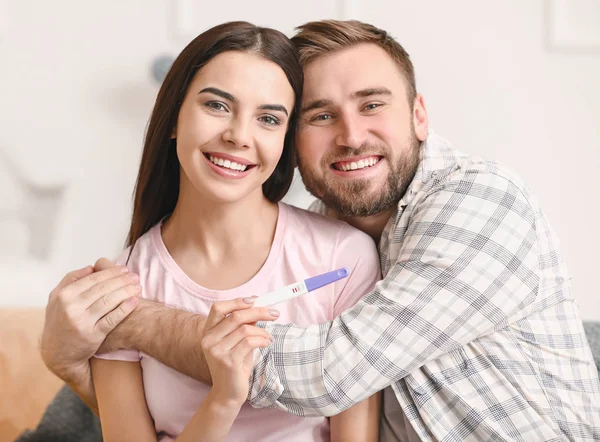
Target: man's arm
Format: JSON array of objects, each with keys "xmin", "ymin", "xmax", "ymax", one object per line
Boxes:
[
  {"xmin": 100, "ymin": 299, "xmax": 211, "ymax": 382},
  {"xmin": 248, "ymin": 168, "xmax": 542, "ymax": 416},
  {"xmin": 102, "ymin": 298, "xmax": 280, "ymax": 382},
  {"xmin": 87, "ymin": 258, "xmax": 212, "ymax": 383},
  {"xmin": 61, "ymin": 362, "xmax": 99, "ymax": 415},
  {"xmin": 41, "ymin": 258, "xmax": 278, "ymax": 416}
]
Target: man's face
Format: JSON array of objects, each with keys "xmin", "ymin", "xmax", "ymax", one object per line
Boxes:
[{"xmin": 296, "ymin": 43, "xmax": 428, "ymax": 217}]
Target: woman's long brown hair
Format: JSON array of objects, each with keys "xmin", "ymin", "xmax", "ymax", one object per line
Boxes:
[{"xmin": 125, "ymin": 21, "xmax": 303, "ymax": 249}]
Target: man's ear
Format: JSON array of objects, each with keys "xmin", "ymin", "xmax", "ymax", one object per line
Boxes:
[{"xmin": 413, "ymin": 93, "xmax": 429, "ymax": 142}]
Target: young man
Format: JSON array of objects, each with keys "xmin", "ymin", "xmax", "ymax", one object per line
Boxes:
[{"xmin": 30, "ymin": 20, "xmax": 599, "ymax": 442}]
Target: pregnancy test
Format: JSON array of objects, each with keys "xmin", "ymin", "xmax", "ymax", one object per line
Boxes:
[{"xmin": 253, "ymin": 268, "xmax": 349, "ymax": 307}]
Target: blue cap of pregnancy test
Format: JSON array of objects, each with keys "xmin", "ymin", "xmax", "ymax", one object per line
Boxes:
[{"xmin": 304, "ymin": 268, "xmax": 349, "ymax": 292}]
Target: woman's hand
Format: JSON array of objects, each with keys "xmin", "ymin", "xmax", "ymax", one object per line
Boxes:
[
  {"xmin": 200, "ymin": 297, "xmax": 280, "ymax": 408},
  {"xmin": 176, "ymin": 299, "xmax": 280, "ymax": 442}
]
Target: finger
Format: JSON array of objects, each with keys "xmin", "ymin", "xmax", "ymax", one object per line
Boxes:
[
  {"xmin": 205, "ymin": 297, "xmax": 260, "ymax": 330},
  {"xmin": 94, "ymin": 257, "xmax": 116, "ymax": 272},
  {"xmin": 53, "ymin": 266, "xmax": 94, "ymax": 293},
  {"xmin": 203, "ymin": 308, "xmax": 279, "ymax": 344},
  {"xmin": 61, "ymin": 266, "xmax": 131, "ymax": 300},
  {"xmin": 87, "ymin": 282, "xmax": 142, "ymax": 320},
  {"xmin": 230, "ymin": 336, "xmax": 272, "ymax": 365},
  {"xmin": 82, "ymin": 271, "xmax": 140, "ymax": 304},
  {"xmin": 205, "ymin": 323, "xmax": 272, "ymax": 354},
  {"xmin": 95, "ymin": 296, "xmax": 140, "ymax": 335}
]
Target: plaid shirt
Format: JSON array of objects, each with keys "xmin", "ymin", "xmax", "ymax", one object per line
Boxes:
[{"xmin": 249, "ymin": 131, "xmax": 600, "ymax": 441}]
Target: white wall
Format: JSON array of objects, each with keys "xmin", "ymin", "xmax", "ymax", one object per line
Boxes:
[{"xmin": 1, "ymin": 1, "xmax": 599, "ymax": 320}]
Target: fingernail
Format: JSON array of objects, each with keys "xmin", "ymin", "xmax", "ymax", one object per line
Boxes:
[
  {"xmin": 243, "ymin": 297, "xmax": 256, "ymax": 304},
  {"xmin": 128, "ymin": 273, "xmax": 139, "ymax": 282},
  {"xmin": 269, "ymin": 309, "xmax": 280, "ymax": 317},
  {"xmin": 121, "ymin": 266, "xmax": 130, "ymax": 273},
  {"xmin": 129, "ymin": 296, "xmax": 140, "ymax": 305}
]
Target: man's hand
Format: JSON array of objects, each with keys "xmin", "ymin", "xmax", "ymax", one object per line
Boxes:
[{"xmin": 40, "ymin": 260, "xmax": 141, "ymax": 383}]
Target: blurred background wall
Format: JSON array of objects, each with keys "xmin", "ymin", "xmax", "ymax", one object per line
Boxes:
[{"xmin": 0, "ymin": 0, "xmax": 599, "ymax": 319}]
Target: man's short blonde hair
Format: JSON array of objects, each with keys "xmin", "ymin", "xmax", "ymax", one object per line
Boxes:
[{"xmin": 291, "ymin": 20, "xmax": 417, "ymax": 105}]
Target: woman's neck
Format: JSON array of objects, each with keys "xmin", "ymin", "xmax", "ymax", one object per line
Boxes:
[{"xmin": 162, "ymin": 187, "xmax": 279, "ymax": 268}]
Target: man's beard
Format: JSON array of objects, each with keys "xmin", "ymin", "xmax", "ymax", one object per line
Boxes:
[{"xmin": 298, "ymin": 130, "xmax": 421, "ymax": 217}]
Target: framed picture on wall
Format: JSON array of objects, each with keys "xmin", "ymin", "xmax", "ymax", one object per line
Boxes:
[
  {"xmin": 0, "ymin": 0, "xmax": 6, "ymax": 37},
  {"xmin": 546, "ymin": 0, "xmax": 600, "ymax": 52}
]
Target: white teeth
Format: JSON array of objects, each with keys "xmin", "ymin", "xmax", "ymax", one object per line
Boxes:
[
  {"xmin": 209, "ymin": 155, "xmax": 248, "ymax": 172},
  {"xmin": 338, "ymin": 157, "xmax": 380, "ymax": 171}
]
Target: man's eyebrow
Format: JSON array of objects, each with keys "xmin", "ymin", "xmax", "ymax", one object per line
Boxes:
[
  {"xmin": 198, "ymin": 87, "xmax": 237, "ymax": 103},
  {"xmin": 259, "ymin": 104, "xmax": 289, "ymax": 117},
  {"xmin": 301, "ymin": 99, "xmax": 333, "ymax": 114},
  {"xmin": 301, "ymin": 88, "xmax": 393, "ymax": 114},
  {"xmin": 351, "ymin": 87, "xmax": 393, "ymax": 99}
]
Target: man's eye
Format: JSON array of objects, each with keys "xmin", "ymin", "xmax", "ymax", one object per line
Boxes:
[
  {"xmin": 364, "ymin": 103, "xmax": 382, "ymax": 111},
  {"xmin": 313, "ymin": 114, "xmax": 332, "ymax": 121}
]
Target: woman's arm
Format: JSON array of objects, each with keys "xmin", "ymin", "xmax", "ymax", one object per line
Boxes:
[
  {"xmin": 330, "ymin": 391, "xmax": 381, "ymax": 442},
  {"xmin": 174, "ymin": 391, "xmax": 241, "ymax": 442},
  {"xmin": 90, "ymin": 358, "xmax": 157, "ymax": 442},
  {"xmin": 174, "ymin": 297, "xmax": 274, "ymax": 442}
]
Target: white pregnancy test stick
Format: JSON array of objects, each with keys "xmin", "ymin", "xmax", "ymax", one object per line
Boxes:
[{"xmin": 253, "ymin": 268, "xmax": 349, "ymax": 307}]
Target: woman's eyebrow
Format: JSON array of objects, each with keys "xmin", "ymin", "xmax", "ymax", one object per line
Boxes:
[
  {"xmin": 259, "ymin": 104, "xmax": 288, "ymax": 116},
  {"xmin": 198, "ymin": 87, "xmax": 237, "ymax": 103}
]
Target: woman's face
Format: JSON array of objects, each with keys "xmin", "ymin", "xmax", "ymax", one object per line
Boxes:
[{"xmin": 174, "ymin": 51, "xmax": 295, "ymax": 205}]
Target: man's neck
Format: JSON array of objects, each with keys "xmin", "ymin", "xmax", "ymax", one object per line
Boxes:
[{"xmin": 327, "ymin": 206, "xmax": 396, "ymax": 244}]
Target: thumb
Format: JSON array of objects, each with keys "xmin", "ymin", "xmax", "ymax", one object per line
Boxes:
[
  {"xmin": 94, "ymin": 257, "xmax": 116, "ymax": 272},
  {"xmin": 55, "ymin": 265, "xmax": 94, "ymax": 291}
]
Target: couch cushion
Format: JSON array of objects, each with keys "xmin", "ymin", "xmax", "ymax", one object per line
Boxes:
[{"xmin": 0, "ymin": 309, "xmax": 63, "ymax": 441}]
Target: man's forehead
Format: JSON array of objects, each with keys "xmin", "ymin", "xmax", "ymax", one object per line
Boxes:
[{"xmin": 301, "ymin": 44, "xmax": 404, "ymax": 103}]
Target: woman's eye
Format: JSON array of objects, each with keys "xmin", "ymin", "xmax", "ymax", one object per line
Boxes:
[
  {"xmin": 206, "ymin": 102, "xmax": 227, "ymax": 112},
  {"xmin": 260, "ymin": 115, "xmax": 281, "ymax": 126}
]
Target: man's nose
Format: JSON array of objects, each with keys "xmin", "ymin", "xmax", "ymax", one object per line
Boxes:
[{"xmin": 335, "ymin": 113, "xmax": 368, "ymax": 150}]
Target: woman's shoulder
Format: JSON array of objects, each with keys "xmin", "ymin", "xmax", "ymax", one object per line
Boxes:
[
  {"xmin": 280, "ymin": 202, "xmax": 377, "ymax": 250},
  {"xmin": 113, "ymin": 223, "xmax": 161, "ymax": 267}
]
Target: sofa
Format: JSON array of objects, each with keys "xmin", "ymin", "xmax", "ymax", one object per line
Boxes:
[
  {"xmin": 1, "ymin": 308, "xmax": 599, "ymax": 442},
  {"xmin": 0, "ymin": 309, "xmax": 63, "ymax": 441}
]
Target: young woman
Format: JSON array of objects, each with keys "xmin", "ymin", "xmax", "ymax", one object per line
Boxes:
[{"xmin": 91, "ymin": 21, "xmax": 381, "ymax": 442}]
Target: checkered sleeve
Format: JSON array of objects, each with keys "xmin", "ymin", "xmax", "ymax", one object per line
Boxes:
[{"xmin": 248, "ymin": 166, "xmax": 541, "ymax": 416}]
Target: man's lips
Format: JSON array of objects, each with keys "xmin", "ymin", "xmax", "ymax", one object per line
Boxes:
[{"xmin": 331, "ymin": 155, "xmax": 383, "ymax": 172}]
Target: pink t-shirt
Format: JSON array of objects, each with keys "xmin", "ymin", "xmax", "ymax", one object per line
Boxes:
[{"xmin": 97, "ymin": 202, "xmax": 381, "ymax": 442}]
